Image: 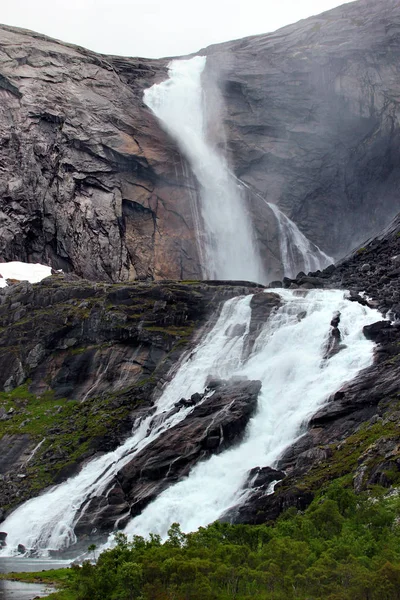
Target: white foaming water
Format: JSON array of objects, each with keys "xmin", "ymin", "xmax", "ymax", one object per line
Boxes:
[
  {"xmin": 0, "ymin": 296, "xmax": 253, "ymax": 556},
  {"xmin": 268, "ymin": 203, "xmax": 332, "ymax": 278},
  {"xmin": 143, "ymin": 57, "xmax": 265, "ymax": 283},
  {"xmin": 121, "ymin": 289, "xmax": 379, "ymax": 539}
]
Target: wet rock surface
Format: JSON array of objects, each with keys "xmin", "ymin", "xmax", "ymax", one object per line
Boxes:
[
  {"xmin": 205, "ymin": 0, "xmax": 400, "ymax": 272},
  {"xmin": 74, "ymin": 378, "xmax": 261, "ymax": 535}
]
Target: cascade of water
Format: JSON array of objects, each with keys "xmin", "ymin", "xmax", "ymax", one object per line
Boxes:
[
  {"xmin": 236, "ymin": 177, "xmax": 332, "ymax": 278},
  {"xmin": 0, "ymin": 296, "xmax": 253, "ymax": 556},
  {"xmin": 143, "ymin": 56, "xmax": 266, "ymax": 283},
  {"xmin": 119, "ymin": 289, "xmax": 379, "ymax": 539},
  {"xmin": 268, "ymin": 203, "xmax": 333, "ymax": 278}
]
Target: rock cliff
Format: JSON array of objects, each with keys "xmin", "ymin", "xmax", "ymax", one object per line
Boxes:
[
  {"xmin": 204, "ymin": 0, "xmax": 400, "ymax": 264},
  {"xmin": 1, "ymin": 0, "xmax": 400, "ymax": 281}
]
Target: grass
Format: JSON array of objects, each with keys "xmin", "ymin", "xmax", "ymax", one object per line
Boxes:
[
  {"xmin": 297, "ymin": 407, "xmax": 400, "ymax": 494},
  {"xmin": 0, "ymin": 567, "xmax": 72, "ymax": 584},
  {"xmin": 0, "ymin": 378, "xmax": 157, "ymax": 505}
]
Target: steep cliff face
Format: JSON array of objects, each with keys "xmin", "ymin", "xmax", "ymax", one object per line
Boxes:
[
  {"xmin": 204, "ymin": 0, "xmax": 400, "ymax": 261},
  {"xmin": 0, "ymin": 26, "xmax": 201, "ymax": 282},
  {"xmin": 1, "ymin": 0, "xmax": 400, "ymax": 281}
]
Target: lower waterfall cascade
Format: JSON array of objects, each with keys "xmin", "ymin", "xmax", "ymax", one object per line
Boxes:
[{"xmin": 0, "ymin": 289, "xmax": 380, "ymax": 556}]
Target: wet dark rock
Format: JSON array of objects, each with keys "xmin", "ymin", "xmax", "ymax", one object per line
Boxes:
[
  {"xmin": 363, "ymin": 321, "xmax": 394, "ymax": 343},
  {"xmin": 247, "ymin": 466, "xmax": 285, "ymax": 489},
  {"xmin": 283, "ymin": 277, "xmax": 294, "ymax": 289},
  {"xmin": 225, "ymin": 485, "xmax": 314, "ymax": 525},
  {"xmin": 174, "ymin": 392, "xmax": 203, "ymax": 409},
  {"xmin": 74, "ymin": 379, "xmax": 261, "ymax": 534},
  {"xmin": 323, "ymin": 311, "xmax": 343, "ymax": 359},
  {"xmin": 246, "ymin": 292, "xmax": 281, "ymax": 354},
  {"xmin": 205, "ymin": 378, "xmax": 224, "ymax": 391},
  {"xmin": 0, "ymin": 531, "xmax": 6, "ymax": 547},
  {"xmin": 297, "ymin": 276, "xmax": 326, "ymax": 289}
]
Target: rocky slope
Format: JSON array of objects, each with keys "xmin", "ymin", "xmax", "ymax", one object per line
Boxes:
[
  {"xmin": 1, "ymin": 0, "xmax": 400, "ymax": 281},
  {"xmin": 74, "ymin": 378, "xmax": 262, "ymax": 537},
  {"xmin": 0, "ymin": 25, "xmax": 196, "ymax": 281},
  {"xmin": 2, "ymin": 224, "xmax": 400, "ymax": 545}
]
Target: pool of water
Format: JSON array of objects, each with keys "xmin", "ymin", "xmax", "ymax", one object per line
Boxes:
[
  {"xmin": 0, "ymin": 580, "xmax": 50, "ymax": 600},
  {"xmin": 0, "ymin": 558, "xmax": 70, "ymax": 600}
]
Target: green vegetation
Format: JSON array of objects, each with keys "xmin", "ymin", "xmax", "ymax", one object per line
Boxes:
[
  {"xmin": 0, "ymin": 379, "xmax": 155, "ymax": 504},
  {"xmin": 0, "ymin": 567, "xmax": 72, "ymax": 584},
  {"xmin": 38, "ymin": 481, "xmax": 400, "ymax": 600},
  {"xmin": 0, "ymin": 568, "xmax": 75, "ymax": 600},
  {"xmin": 297, "ymin": 412, "xmax": 400, "ymax": 493}
]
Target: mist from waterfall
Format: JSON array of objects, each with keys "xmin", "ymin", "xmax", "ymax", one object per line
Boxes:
[
  {"xmin": 237, "ymin": 177, "xmax": 333, "ymax": 279},
  {"xmin": 143, "ymin": 56, "xmax": 266, "ymax": 283}
]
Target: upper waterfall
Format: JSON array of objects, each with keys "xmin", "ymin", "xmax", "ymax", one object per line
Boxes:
[{"xmin": 143, "ymin": 57, "xmax": 266, "ymax": 283}]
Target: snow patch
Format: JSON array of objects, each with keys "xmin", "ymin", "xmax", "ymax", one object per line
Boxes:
[{"xmin": 0, "ymin": 262, "xmax": 53, "ymax": 288}]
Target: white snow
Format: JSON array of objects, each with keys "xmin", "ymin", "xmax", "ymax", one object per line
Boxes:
[{"xmin": 0, "ymin": 262, "xmax": 53, "ymax": 287}]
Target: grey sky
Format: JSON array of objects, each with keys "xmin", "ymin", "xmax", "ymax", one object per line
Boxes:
[{"xmin": 2, "ymin": 0, "xmax": 353, "ymax": 58}]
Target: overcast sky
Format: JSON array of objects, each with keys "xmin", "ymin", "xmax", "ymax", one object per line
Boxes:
[{"xmin": 2, "ymin": 0, "xmax": 353, "ymax": 58}]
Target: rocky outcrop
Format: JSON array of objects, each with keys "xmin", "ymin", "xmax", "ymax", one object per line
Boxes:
[
  {"xmin": 0, "ymin": 275, "xmax": 263, "ymax": 516},
  {"xmin": 74, "ymin": 378, "xmax": 261, "ymax": 535},
  {"xmin": 1, "ymin": 0, "xmax": 400, "ymax": 280}
]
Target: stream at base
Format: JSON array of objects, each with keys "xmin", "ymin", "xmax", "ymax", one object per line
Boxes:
[{"xmin": 0, "ymin": 559, "xmax": 69, "ymax": 600}]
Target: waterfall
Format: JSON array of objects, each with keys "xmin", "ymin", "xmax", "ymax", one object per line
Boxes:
[
  {"xmin": 268, "ymin": 203, "xmax": 333, "ymax": 278},
  {"xmin": 119, "ymin": 289, "xmax": 378, "ymax": 539},
  {"xmin": 0, "ymin": 296, "xmax": 253, "ymax": 556},
  {"xmin": 1, "ymin": 289, "xmax": 379, "ymax": 556},
  {"xmin": 236, "ymin": 177, "xmax": 333, "ymax": 279},
  {"xmin": 143, "ymin": 56, "xmax": 266, "ymax": 284}
]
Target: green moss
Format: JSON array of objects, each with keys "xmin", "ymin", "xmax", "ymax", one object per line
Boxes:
[
  {"xmin": 297, "ymin": 417, "xmax": 400, "ymax": 494},
  {"xmin": 0, "ymin": 379, "xmax": 158, "ymax": 504},
  {"xmin": 142, "ymin": 324, "xmax": 194, "ymax": 336}
]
